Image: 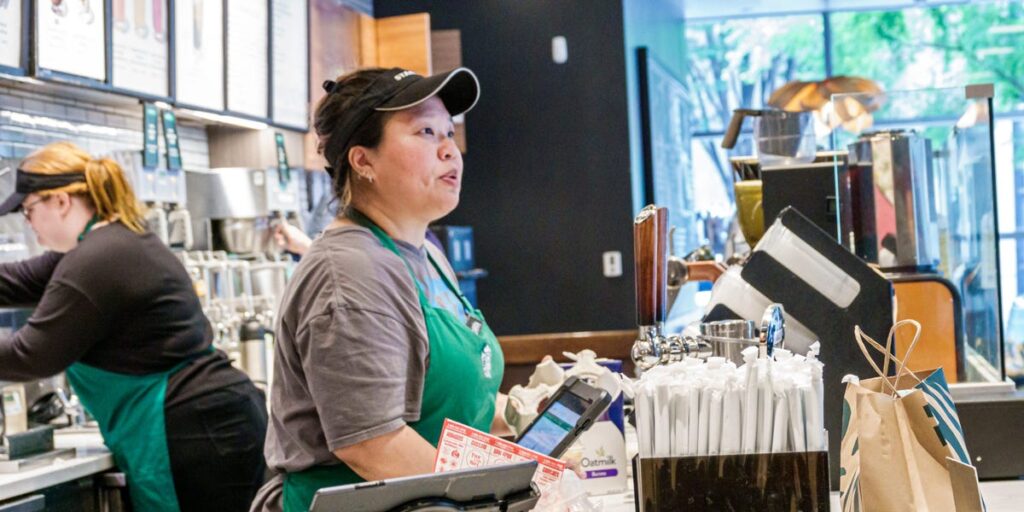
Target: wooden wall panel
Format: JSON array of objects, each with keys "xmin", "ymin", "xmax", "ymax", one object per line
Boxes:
[
  {"xmin": 430, "ymin": 29, "xmax": 462, "ymax": 72},
  {"xmin": 359, "ymin": 14, "xmax": 379, "ymax": 68},
  {"xmin": 304, "ymin": 2, "xmax": 363, "ymax": 171},
  {"xmin": 431, "ymin": 29, "xmax": 466, "ymax": 152},
  {"xmin": 497, "ymin": 330, "xmax": 637, "ymax": 392},
  {"xmin": 375, "ymin": 14, "xmax": 432, "ymax": 75}
]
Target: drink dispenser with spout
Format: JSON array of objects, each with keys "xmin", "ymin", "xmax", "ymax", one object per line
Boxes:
[
  {"xmin": 631, "ymin": 205, "xmax": 712, "ymax": 370},
  {"xmin": 111, "ymin": 150, "xmax": 192, "ymax": 249},
  {"xmin": 630, "ymin": 205, "xmax": 788, "ymax": 371}
]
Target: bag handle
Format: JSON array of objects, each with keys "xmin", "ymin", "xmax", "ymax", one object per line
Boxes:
[
  {"xmin": 853, "ymin": 320, "xmax": 923, "ymax": 396},
  {"xmin": 854, "ymin": 325, "xmax": 899, "ymax": 395}
]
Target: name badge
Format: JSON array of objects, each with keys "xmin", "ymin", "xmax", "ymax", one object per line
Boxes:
[{"xmin": 466, "ymin": 316, "xmax": 483, "ymax": 335}]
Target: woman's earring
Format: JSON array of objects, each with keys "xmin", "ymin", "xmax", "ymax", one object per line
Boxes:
[{"xmin": 362, "ymin": 174, "xmax": 375, "ymax": 183}]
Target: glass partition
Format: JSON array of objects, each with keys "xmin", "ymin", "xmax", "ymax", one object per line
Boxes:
[{"xmin": 831, "ymin": 85, "xmax": 1004, "ymax": 382}]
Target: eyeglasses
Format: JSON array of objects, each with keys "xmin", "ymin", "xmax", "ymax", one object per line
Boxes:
[{"xmin": 21, "ymin": 196, "xmax": 50, "ymax": 221}]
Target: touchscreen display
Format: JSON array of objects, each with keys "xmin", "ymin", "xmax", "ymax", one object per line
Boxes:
[{"xmin": 517, "ymin": 392, "xmax": 588, "ymax": 455}]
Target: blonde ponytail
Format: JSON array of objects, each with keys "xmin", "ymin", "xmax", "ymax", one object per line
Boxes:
[
  {"xmin": 19, "ymin": 142, "xmax": 148, "ymax": 234},
  {"xmin": 83, "ymin": 158, "xmax": 146, "ymax": 233}
]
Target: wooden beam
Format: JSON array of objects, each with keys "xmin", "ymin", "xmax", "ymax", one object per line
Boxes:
[{"xmin": 497, "ymin": 330, "xmax": 636, "ymax": 365}]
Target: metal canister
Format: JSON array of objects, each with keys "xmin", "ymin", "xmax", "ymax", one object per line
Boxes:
[{"xmin": 700, "ymin": 320, "xmax": 758, "ymax": 366}]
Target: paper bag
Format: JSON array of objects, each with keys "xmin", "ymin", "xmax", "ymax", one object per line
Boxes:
[{"xmin": 839, "ymin": 320, "xmax": 984, "ymax": 512}]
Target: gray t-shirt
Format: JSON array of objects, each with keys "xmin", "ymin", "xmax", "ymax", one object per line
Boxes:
[{"xmin": 264, "ymin": 225, "xmax": 469, "ymax": 472}]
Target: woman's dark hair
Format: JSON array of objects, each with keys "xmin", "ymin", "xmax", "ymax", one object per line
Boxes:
[{"xmin": 314, "ymin": 67, "xmax": 393, "ymax": 207}]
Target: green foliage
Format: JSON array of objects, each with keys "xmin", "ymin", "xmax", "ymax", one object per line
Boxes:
[{"xmin": 832, "ymin": 3, "xmax": 1024, "ymax": 112}]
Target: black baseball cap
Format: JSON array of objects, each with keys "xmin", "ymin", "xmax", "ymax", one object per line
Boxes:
[
  {"xmin": 321, "ymin": 67, "xmax": 480, "ymax": 175},
  {"xmin": 0, "ymin": 169, "xmax": 87, "ymax": 215}
]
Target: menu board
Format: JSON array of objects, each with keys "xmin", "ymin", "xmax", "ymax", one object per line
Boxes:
[
  {"xmin": 36, "ymin": 0, "xmax": 107, "ymax": 81},
  {"xmin": 226, "ymin": 0, "xmax": 268, "ymax": 118},
  {"xmin": 174, "ymin": 0, "xmax": 224, "ymax": 110},
  {"xmin": 112, "ymin": 0, "xmax": 169, "ymax": 97},
  {"xmin": 0, "ymin": 0, "xmax": 23, "ymax": 69},
  {"xmin": 271, "ymin": 0, "xmax": 308, "ymax": 128}
]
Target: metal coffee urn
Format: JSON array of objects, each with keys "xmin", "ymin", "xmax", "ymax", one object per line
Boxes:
[{"xmin": 841, "ymin": 129, "xmax": 939, "ymax": 271}]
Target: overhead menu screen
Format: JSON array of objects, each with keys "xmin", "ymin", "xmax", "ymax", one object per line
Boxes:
[
  {"xmin": 112, "ymin": 0, "xmax": 169, "ymax": 97},
  {"xmin": 174, "ymin": 0, "xmax": 224, "ymax": 110},
  {"xmin": 36, "ymin": 0, "xmax": 107, "ymax": 81},
  {"xmin": 271, "ymin": 0, "xmax": 308, "ymax": 128},
  {"xmin": 0, "ymin": 0, "xmax": 22, "ymax": 69},
  {"xmin": 226, "ymin": 0, "xmax": 268, "ymax": 118}
]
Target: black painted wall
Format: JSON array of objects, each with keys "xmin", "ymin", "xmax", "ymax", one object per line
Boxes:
[{"xmin": 373, "ymin": 0, "xmax": 636, "ymax": 335}]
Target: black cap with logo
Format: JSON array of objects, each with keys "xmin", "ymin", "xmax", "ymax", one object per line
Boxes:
[{"xmin": 321, "ymin": 67, "xmax": 480, "ymax": 177}]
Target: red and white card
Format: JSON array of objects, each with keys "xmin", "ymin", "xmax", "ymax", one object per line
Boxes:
[{"xmin": 433, "ymin": 419, "xmax": 566, "ymax": 489}]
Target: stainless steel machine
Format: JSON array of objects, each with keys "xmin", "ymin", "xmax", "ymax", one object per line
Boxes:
[
  {"xmin": 181, "ymin": 167, "xmax": 302, "ymax": 387},
  {"xmin": 111, "ymin": 151, "xmax": 192, "ymax": 249},
  {"xmin": 185, "ymin": 167, "xmax": 302, "ymax": 256}
]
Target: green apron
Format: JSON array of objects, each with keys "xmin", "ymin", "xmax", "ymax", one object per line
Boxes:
[
  {"xmin": 63, "ymin": 219, "xmax": 192, "ymax": 512},
  {"xmin": 66, "ymin": 361, "xmax": 190, "ymax": 512},
  {"xmin": 282, "ymin": 213, "xmax": 505, "ymax": 512}
]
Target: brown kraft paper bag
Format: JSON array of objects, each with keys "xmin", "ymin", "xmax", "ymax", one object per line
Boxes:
[{"xmin": 839, "ymin": 320, "xmax": 984, "ymax": 512}]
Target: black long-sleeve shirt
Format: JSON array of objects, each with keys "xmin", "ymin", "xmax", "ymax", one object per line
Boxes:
[{"xmin": 0, "ymin": 223, "xmax": 249, "ymax": 406}]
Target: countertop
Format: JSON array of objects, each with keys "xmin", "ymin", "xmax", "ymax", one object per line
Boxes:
[
  {"xmin": 588, "ymin": 426, "xmax": 1024, "ymax": 511},
  {"xmin": 0, "ymin": 430, "xmax": 113, "ymax": 502},
  {"xmin": 2, "ymin": 429, "xmax": 1022, "ymax": 510},
  {"xmin": 590, "ymin": 481, "xmax": 1024, "ymax": 512}
]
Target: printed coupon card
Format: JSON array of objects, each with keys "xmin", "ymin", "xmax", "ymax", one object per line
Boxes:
[{"xmin": 433, "ymin": 419, "xmax": 566, "ymax": 489}]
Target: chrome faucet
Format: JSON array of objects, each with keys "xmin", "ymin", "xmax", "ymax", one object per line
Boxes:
[{"xmin": 631, "ymin": 206, "xmax": 712, "ymax": 370}]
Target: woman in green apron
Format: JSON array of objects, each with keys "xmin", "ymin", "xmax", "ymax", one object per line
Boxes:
[
  {"xmin": 0, "ymin": 142, "xmax": 268, "ymax": 512},
  {"xmin": 253, "ymin": 67, "xmax": 511, "ymax": 512}
]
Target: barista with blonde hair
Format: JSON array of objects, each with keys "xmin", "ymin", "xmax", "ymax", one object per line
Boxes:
[{"xmin": 0, "ymin": 142, "xmax": 267, "ymax": 512}]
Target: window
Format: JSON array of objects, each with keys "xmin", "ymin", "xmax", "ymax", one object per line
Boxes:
[{"xmin": 681, "ymin": 2, "xmax": 1024, "ymax": 382}]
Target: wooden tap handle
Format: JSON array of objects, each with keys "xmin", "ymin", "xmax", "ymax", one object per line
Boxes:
[{"xmin": 634, "ymin": 206, "xmax": 668, "ymax": 325}]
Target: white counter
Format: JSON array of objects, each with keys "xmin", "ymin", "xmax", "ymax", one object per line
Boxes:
[
  {"xmin": 589, "ymin": 425, "xmax": 1024, "ymax": 511},
  {"xmin": 3, "ymin": 429, "xmax": 1023, "ymax": 510},
  {"xmin": 0, "ymin": 431, "xmax": 113, "ymax": 502},
  {"xmin": 591, "ymin": 481, "xmax": 1024, "ymax": 512}
]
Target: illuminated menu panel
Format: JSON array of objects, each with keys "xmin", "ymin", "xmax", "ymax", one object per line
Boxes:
[
  {"xmin": 0, "ymin": 0, "xmax": 22, "ymax": 69},
  {"xmin": 271, "ymin": 0, "xmax": 308, "ymax": 128},
  {"xmin": 112, "ymin": 0, "xmax": 169, "ymax": 97},
  {"xmin": 174, "ymin": 0, "xmax": 224, "ymax": 110},
  {"xmin": 36, "ymin": 0, "xmax": 107, "ymax": 81},
  {"xmin": 226, "ymin": 0, "xmax": 268, "ymax": 118}
]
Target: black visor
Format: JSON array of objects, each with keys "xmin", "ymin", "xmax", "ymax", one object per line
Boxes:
[
  {"xmin": 0, "ymin": 169, "xmax": 87, "ymax": 215},
  {"xmin": 321, "ymin": 67, "xmax": 480, "ymax": 177}
]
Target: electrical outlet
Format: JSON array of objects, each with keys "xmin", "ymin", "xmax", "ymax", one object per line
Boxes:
[{"xmin": 602, "ymin": 251, "xmax": 622, "ymax": 278}]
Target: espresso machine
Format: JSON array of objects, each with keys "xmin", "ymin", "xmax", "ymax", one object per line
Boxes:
[
  {"xmin": 182, "ymin": 167, "xmax": 301, "ymax": 386},
  {"xmin": 185, "ymin": 167, "xmax": 301, "ymax": 256}
]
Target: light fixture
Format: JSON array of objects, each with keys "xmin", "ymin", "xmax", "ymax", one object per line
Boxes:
[
  {"xmin": 0, "ymin": 110, "xmax": 122, "ymax": 137},
  {"xmin": 0, "ymin": 74, "xmax": 46, "ymax": 87},
  {"xmin": 178, "ymin": 108, "xmax": 269, "ymax": 130}
]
